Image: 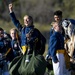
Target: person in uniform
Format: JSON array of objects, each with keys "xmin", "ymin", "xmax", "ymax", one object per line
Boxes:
[
  {"xmin": 50, "ymin": 10, "xmax": 65, "ymax": 37},
  {"xmin": 0, "ymin": 27, "xmax": 14, "ymax": 75},
  {"xmin": 48, "ymin": 22, "xmax": 71, "ymax": 75},
  {"xmin": 8, "ymin": 3, "xmax": 46, "ymax": 55},
  {"xmin": 10, "ymin": 28, "xmax": 21, "ymax": 57},
  {"xmin": 45, "ymin": 11, "xmax": 65, "ymax": 71}
]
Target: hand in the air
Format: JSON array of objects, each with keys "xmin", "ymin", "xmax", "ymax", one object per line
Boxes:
[{"xmin": 9, "ymin": 3, "xmax": 13, "ymax": 13}]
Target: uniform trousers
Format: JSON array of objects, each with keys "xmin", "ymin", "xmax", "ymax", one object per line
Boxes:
[{"xmin": 52, "ymin": 53, "xmax": 71, "ymax": 75}]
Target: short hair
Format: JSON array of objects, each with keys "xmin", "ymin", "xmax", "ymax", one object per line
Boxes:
[
  {"xmin": 24, "ymin": 15, "xmax": 33, "ymax": 25},
  {"xmin": 0, "ymin": 27, "xmax": 4, "ymax": 32},
  {"xmin": 29, "ymin": 16, "xmax": 33, "ymax": 21},
  {"xmin": 54, "ymin": 10, "xmax": 62, "ymax": 17}
]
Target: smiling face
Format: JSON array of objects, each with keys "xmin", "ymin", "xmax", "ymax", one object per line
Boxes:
[
  {"xmin": 10, "ymin": 28, "xmax": 18, "ymax": 40},
  {"xmin": 23, "ymin": 15, "xmax": 33, "ymax": 27},
  {"xmin": 10, "ymin": 30, "xmax": 16, "ymax": 40}
]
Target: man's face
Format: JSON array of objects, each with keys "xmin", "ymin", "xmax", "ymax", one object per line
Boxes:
[
  {"xmin": 54, "ymin": 15, "xmax": 62, "ymax": 23},
  {"xmin": 24, "ymin": 16, "xmax": 32, "ymax": 27}
]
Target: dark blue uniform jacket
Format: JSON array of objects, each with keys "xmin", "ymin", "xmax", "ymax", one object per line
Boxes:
[
  {"xmin": 0, "ymin": 38, "xmax": 14, "ymax": 61},
  {"xmin": 48, "ymin": 32, "xmax": 64, "ymax": 62},
  {"xmin": 11, "ymin": 39, "xmax": 21, "ymax": 57},
  {"xmin": 10, "ymin": 12, "xmax": 35, "ymax": 46},
  {"xmin": 10, "ymin": 12, "xmax": 46, "ymax": 55}
]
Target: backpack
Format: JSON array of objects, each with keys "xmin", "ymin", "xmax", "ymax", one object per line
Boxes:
[
  {"xmin": 23, "ymin": 27, "xmax": 46, "ymax": 55},
  {"xmin": 33, "ymin": 28, "xmax": 46, "ymax": 55}
]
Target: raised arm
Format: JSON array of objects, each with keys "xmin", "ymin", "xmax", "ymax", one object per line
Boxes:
[
  {"xmin": 9, "ymin": 3, "xmax": 13, "ymax": 13},
  {"xmin": 9, "ymin": 3, "xmax": 22, "ymax": 32}
]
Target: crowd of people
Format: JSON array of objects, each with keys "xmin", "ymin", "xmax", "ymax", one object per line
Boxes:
[
  {"xmin": 46, "ymin": 10, "xmax": 75, "ymax": 75},
  {"xmin": 0, "ymin": 3, "xmax": 75, "ymax": 75}
]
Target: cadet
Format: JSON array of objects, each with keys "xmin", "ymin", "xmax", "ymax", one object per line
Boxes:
[
  {"xmin": 50, "ymin": 10, "xmax": 65, "ymax": 37},
  {"xmin": 8, "ymin": 3, "xmax": 46, "ymax": 55},
  {"xmin": 48, "ymin": 22, "xmax": 71, "ymax": 75},
  {"xmin": 10, "ymin": 28, "xmax": 21, "ymax": 57},
  {"xmin": 0, "ymin": 27, "xmax": 14, "ymax": 75}
]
